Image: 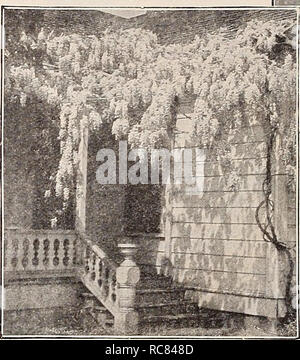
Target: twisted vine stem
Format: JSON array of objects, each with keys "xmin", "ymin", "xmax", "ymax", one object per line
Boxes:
[{"xmin": 255, "ymin": 127, "xmax": 295, "ymax": 321}]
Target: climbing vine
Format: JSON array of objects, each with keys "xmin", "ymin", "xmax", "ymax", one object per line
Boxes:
[
  {"xmin": 5, "ymin": 17, "xmax": 296, "ymax": 315},
  {"xmin": 6, "ymin": 19, "xmax": 296, "ymax": 195}
]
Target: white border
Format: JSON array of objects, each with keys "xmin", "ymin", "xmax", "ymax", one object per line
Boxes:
[{"xmin": 0, "ymin": 5, "xmax": 299, "ymax": 340}]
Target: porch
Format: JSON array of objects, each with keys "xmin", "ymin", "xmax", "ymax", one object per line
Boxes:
[
  {"xmin": 4, "ymin": 224, "xmax": 292, "ymax": 336},
  {"xmin": 4, "ymin": 227, "xmax": 204, "ymax": 335}
]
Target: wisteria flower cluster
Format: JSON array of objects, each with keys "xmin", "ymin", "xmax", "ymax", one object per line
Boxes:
[{"xmin": 5, "ymin": 18, "xmax": 296, "ymax": 206}]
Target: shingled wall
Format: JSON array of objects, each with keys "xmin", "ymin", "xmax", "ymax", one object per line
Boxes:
[{"xmin": 158, "ymin": 96, "xmax": 296, "ymax": 318}]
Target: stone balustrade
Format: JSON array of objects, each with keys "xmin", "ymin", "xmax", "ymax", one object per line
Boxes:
[
  {"xmin": 5, "ymin": 229, "xmax": 142, "ymax": 333},
  {"xmin": 4, "ymin": 228, "xmax": 80, "ymax": 280},
  {"xmin": 80, "ymin": 235, "xmax": 140, "ymax": 333},
  {"xmin": 80, "ymin": 235, "xmax": 119, "ymax": 316}
]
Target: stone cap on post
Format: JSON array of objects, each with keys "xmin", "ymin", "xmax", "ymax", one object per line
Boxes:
[{"xmin": 116, "ymin": 242, "xmax": 140, "ymax": 287}]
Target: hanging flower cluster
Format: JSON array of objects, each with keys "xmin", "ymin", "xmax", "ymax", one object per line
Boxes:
[{"xmin": 6, "ymin": 18, "xmax": 296, "ymax": 203}]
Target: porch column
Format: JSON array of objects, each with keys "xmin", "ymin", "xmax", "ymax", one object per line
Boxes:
[{"xmin": 75, "ymin": 117, "xmax": 89, "ymax": 234}]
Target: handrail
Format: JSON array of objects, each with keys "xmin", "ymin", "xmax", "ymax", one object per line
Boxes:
[
  {"xmin": 79, "ymin": 233, "xmax": 142, "ymax": 333},
  {"xmin": 5, "ymin": 228, "xmax": 77, "ymax": 234},
  {"xmin": 79, "ymin": 233, "xmax": 119, "ymax": 317},
  {"xmin": 79, "ymin": 234, "xmax": 118, "ymax": 270}
]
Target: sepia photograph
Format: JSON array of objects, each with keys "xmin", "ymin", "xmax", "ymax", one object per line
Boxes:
[{"xmin": 1, "ymin": 6, "xmax": 298, "ymax": 339}]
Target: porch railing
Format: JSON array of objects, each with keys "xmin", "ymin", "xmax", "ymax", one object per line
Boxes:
[
  {"xmin": 4, "ymin": 228, "xmax": 141, "ymax": 333},
  {"xmin": 79, "ymin": 235, "xmax": 140, "ymax": 333},
  {"xmin": 79, "ymin": 235, "xmax": 119, "ymax": 317},
  {"xmin": 4, "ymin": 228, "xmax": 80, "ymax": 281}
]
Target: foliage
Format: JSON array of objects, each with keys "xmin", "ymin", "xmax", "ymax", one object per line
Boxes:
[
  {"xmin": 5, "ymin": 17, "xmax": 296, "ymax": 208},
  {"xmin": 4, "ymin": 13, "xmax": 297, "ymax": 322}
]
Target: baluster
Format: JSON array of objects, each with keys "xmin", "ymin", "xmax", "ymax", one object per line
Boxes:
[
  {"xmin": 47, "ymin": 237, "xmax": 55, "ymax": 270},
  {"xmin": 97, "ymin": 258, "xmax": 103, "ymax": 289},
  {"xmin": 107, "ymin": 269, "xmax": 113, "ymax": 301},
  {"xmin": 76, "ymin": 236, "xmax": 84, "ymax": 266},
  {"xmin": 103, "ymin": 264, "xmax": 110, "ymax": 298},
  {"xmin": 100, "ymin": 261, "xmax": 108, "ymax": 298},
  {"xmin": 57, "ymin": 237, "xmax": 65, "ymax": 269},
  {"xmin": 63, "ymin": 238, "xmax": 70, "ymax": 267},
  {"xmin": 26, "ymin": 235, "xmax": 35, "ymax": 271},
  {"xmin": 32, "ymin": 238, "xmax": 40, "ymax": 268},
  {"xmin": 21, "ymin": 238, "xmax": 30, "ymax": 269},
  {"xmin": 94, "ymin": 257, "xmax": 101, "ymax": 286},
  {"xmin": 84, "ymin": 245, "xmax": 91, "ymax": 274},
  {"xmin": 11, "ymin": 237, "xmax": 19, "ymax": 270},
  {"xmin": 43, "ymin": 239, "xmax": 50, "ymax": 268},
  {"xmin": 90, "ymin": 252, "xmax": 96, "ymax": 281},
  {"xmin": 53, "ymin": 239, "xmax": 60, "ymax": 267},
  {"xmin": 37, "ymin": 237, "xmax": 44, "ymax": 270},
  {"xmin": 111, "ymin": 272, "xmax": 117, "ymax": 303},
  {"xmin": 72, "ymin": 237, "xmax": 77, "ymax": 266}
]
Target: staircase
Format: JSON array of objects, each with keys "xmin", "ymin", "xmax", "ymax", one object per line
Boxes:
[
  {"xmin": 82, "ymin": 235, "xmax": 199, "ymax": 334},
  {"xmin": 80, "ymin": 292, "xmax": 114, "ymax": 331},
  {"xmin": 136, "ymin": 276, "xmax": 200, "ymax": 330},
  {"xmin": 4, "ymin": 229, "xmax": 200, "ymax": 335},
  {"xmin": 80, "ymin": 284, "xmax": 200, "ymax": 334}
]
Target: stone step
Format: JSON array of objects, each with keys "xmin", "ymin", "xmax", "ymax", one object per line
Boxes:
[
  {"xmin": 136, "ymin": 287, "xmax": 187, "ymax": 305},
  {"xmin": 141, "ymin": 312, "xmax": 201, "ymax": 328},
  {"xmin": 137, "ymin": 273, "xmax": 173, "ymax": 289},
  {"xmin": 80, "ymin": 290, "xmax": 114, "ymax": 329},
  {"xmin": 137, "ymin": 300, "xmax": 198, "ymax": 317},
  {"xmin": 137, "ymin": 278, "xmax": 173, "ymax": 289}
]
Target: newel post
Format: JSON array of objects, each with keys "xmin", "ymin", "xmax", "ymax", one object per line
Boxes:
[{"xmin": 115, "ymin": 242, "xmax": 140, "ymax": 334}]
